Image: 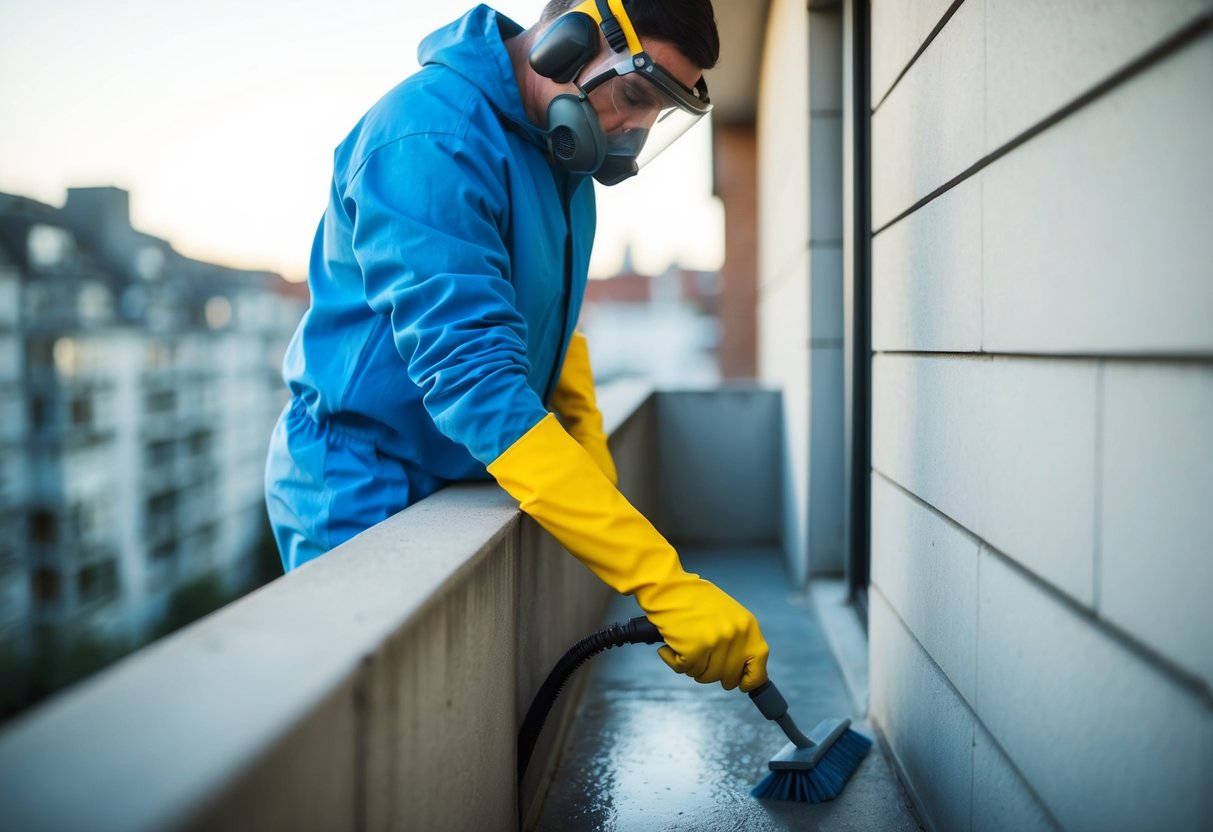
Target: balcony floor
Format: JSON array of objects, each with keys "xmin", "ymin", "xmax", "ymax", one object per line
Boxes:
[{"xmin": 531, "ymin": 547, "xmax": 923, "ymax": 831}]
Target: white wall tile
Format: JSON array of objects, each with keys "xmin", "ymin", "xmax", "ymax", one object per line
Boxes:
[
  {"xmin": 758, "ymin": 253, "xmax": 809, "ymax": 341},
  {"xmin": 810, "ymin": 247, "xmax": 844, "ymax": 341},
  {"xmin": 1100, "ymin": 363, "xmax": 1213, "ymax": 686},
  {"xmin": 972, "ymin": 722, "xmax": 1060, "ymax": 832},
  {"xmin": 872, "ymin": 353, "xmax": 986, "ymax": 533},
  {"xmin": 808, "ymin": 9, "xmax": 843, "ymax": 112},
  {"xmin": 985, "ymin": 0, "xmax": 1213, "ymax": 153},
  {"xmin": 810, "ymin": 114, "xmax": 844, "ymax": 244},
  {"xmin": 873, "ymin": 174, "xmax": 983, "ymax": 353},
  {"xmin": 871, "ymin": 0, "xmax": 985, "ymax": 228},
  {"xmin": 977, "ymin": 549, "xmax": 1210, "ymax": 831},
  {"xmin": 870, "ymin": 0, "xmax": 959, "ymax": 107},
  {"xmin": 761, "ymin": 252, "xmax": 846, "ymax": 579},
  {"xmin": 758, "ymin": 266, "xmax": 811, "ymax": 583},
  {"xmin": 871, "ymin": 588, "xmax": 975, "ymax": 832},
  {"xmin": 871, "ymin": 473, "xmax": 979, "ymax": 702},
  {"xmin": 759, "ymin": 0, "xmax": 809, "ymax": 290},
  {"xmin": 872, "ymin": 355, "xmax": 1098, "ymax": 604},
  {"xmin": 978, "ymin": 359, "xmax": 1098, "ymax": 604},
  {"xmin": 808, "ymin": 346, "xmax": 845, "ymax": 573},
  {"xmin": 983, "ymin": 36, "xmax": 1213, "ymax": 355}
]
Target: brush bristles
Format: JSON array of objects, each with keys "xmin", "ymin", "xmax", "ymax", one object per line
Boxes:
[{"xmin": 751, "ymin": 728, "xmax": 873, "ymax": 802}]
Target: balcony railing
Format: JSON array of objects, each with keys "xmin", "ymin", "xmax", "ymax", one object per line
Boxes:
[{"xmin": 0, "ymin": 382, "xmax": 788, "ymax": 831}]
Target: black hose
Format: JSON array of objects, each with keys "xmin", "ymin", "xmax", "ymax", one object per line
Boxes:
[{"xmin": 517, "ymin": 616, "xmax": 663, "ymax": 782}]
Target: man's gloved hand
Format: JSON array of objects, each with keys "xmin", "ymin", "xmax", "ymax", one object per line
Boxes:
[
  {"xmin": 549, "ymin": 331, "xmax": 618, "ymax": 484},
  {"xmin": 488, "ymin": 412, "xmax": 769, "ymax": 691},
  {"xmin": 641, "ymin": 575, "xmax": 768, "ymax": 691}
]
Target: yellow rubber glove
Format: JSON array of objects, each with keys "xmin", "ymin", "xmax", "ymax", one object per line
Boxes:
[
  {"xmin": 548, "ymin": 331, "xmax": 618, "ymax": 485},
  {"xmin": 488, "ymin": 413, "xmax": 769, "ymax": 691}
]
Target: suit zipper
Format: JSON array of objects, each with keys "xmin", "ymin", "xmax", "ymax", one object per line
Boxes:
[{"xmin": 543, "ymin": 175, "xmax": 575, "ymax": 404}]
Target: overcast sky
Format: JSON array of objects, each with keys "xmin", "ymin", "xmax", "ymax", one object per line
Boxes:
[{"xmin": 0, "ymin": 0, "xmax": 724, "ymax": 281}]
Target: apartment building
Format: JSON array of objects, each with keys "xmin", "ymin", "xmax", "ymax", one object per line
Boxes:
[
  {"xmin": 0, "ymin": 187, "xmax": 305, "ymax": 654},
  {"xmin": 0, "ymin": 252, "xmax": 27, "ymax": 648}
]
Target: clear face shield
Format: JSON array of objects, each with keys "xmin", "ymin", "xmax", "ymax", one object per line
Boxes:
[{"xmin": 578, "ymin": 52, "xmax": 712, "ymax": 185}]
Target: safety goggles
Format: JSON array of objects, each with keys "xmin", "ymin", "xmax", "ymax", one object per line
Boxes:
[{"xmin": 578, "ymin": 49, "xmax": 712, "ymax": 181}]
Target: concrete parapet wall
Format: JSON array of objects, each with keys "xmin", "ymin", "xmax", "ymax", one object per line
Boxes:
[
  {"xmin": 655, "ymin": 388, "xmax": 782, "ymax": 546},
  {"xmin": 0, "ymin": 381, "xmax": 789, "ymax": 831},
  {"xmin": 0, "ymin": 383, "xmax": 660, "ymax": 832}
]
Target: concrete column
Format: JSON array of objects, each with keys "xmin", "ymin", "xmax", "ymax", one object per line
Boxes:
[{"xmin": 713, "ymin": 124, "xmax": 759, "ymax": 380}]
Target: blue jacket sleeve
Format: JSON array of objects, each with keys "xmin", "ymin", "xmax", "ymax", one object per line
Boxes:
[{"xmin": 345, "ymin": 133, "xmax": 549, "ymax": 465}]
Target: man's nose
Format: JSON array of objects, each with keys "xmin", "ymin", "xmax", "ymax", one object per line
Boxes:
[
  {"xmin": 594, "ymin": 105, "xmax": 628, "ymax": 134},
  {"xmin": 596, "ymin": 106, "xmax": 654, "ymax": 136}
]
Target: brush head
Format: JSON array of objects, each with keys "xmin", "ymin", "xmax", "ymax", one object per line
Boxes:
[{"xmin": 751, "ymin": 728, "xmax": 873, "ymax": 802}]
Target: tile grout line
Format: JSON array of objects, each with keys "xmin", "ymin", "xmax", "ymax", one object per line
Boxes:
[
  {"xmin": 1093, "ymin": 362, "xmax": 1105, "ymax": 613},
  {"xmin": 871, "ymin": 0, "xmax": 967, "ymax": 115},
  {"xmin": 872, "ymin": 349, "xmax": 1213, "ymax": 365},
  {"xmin": 971, "ymin": 543, "xmax": 982, "ymax": 832},
  {"xmin": 978, "ymin": 152, "xmax": 985, "ymax": 355}
]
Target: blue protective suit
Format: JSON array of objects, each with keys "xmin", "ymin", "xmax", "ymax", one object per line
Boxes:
[{"xmin": 265, "ymin": 5, "xmax": 596, "ymax": 571}]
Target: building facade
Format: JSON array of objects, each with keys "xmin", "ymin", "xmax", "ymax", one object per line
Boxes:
[
  {"xmin": 728, "ymin": 1, "xmax": 1212, "ymax": 829},
  {"xmin": 0, "ymin": 188, "xmax": 305, "ymax": 657},
  {"xmin": 579, "ymin": 262, "xmax": 722, "ymax": 387}
]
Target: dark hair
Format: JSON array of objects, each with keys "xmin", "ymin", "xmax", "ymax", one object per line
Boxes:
[{"xmin": 539, "ymin": 0, "xmax": 720, "ymax": 70}]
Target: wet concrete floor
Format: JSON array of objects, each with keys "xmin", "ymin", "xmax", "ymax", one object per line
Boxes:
[{"xmin": 531, "ymin": 547, "xmax": 923, "ymax": 831}]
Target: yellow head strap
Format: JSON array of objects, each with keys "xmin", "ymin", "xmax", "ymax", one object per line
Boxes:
[{"xmin": 569, "ymin": 0, "xmax": 644, "ymax": 57}]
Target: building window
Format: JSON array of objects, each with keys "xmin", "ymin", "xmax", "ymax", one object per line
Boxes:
[
  {"xmin": 32, "ymin": 567, "xmax": 60, "ymax": 603},
  {"xmin": 78, "ymin": 560, "xmax": 119, "ymax": 604},
  {"xmin": 53, "ymin": 337, "xmax": 79, "ymax": 376},
  {"xmin": 145, "ymin": 440, "xmax": 174, "ymax": 467},
  {"xmin": 145, "ymin": 389, "xmax": 176, "ymax": 415},
  {"xmin": 30, "ymin": 509, "xmax": 57, "ymax": 544},
  {"xmin": 145, "ymin": 340, "xmax": 174, "ymax": 368},
  {"xmin": 146, "ymin": 490, "xmax": 177, "ymax": 517},
  {"xmin": 204, "ymin": 296, "xmax": 233, "ymax": 330},
  {"xmin": 30, "ymin": 395, "xmax": 47, "ymax": 430},
  {"xmin": 28, "ymin": 339, "xmax": 54, "ymax": 368},
  {"xmin": 77, "ymin": 283, "xmax": 112, "ymax": 322},
  {"xmin": 27, "ymin": 224, "xmax": 75, "ymax": 271},
  {"xmin": 70, "ymin": 396, "xmax": 92, "ymax": 427},
  {"xmin": 187, "ymin": 430, "xmax": 212, "ymax": 456}
]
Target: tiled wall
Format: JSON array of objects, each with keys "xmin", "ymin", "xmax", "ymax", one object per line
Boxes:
[{"xmin": 867, "ymin": 1, "xmax": 1213, "ymax": 829}]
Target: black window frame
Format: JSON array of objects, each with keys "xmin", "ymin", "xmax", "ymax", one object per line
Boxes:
[{"xmin": 846, "ymin": 0, "xmax": 873, "ymax": 621}]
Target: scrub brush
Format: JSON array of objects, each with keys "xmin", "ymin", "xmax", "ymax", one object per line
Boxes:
[{"xmin": 747, "ymin": 680, "xmax": 872, "ymax": 802}]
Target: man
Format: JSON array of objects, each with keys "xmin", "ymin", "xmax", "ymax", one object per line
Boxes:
[{"xmin": 265, "ymin": 0, "xmax": 769, "ymax": 693}]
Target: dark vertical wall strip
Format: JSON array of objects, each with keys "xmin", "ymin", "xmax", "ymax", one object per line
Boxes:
[{"xmin": 848, "ymin": 0, "xmax": 873, "ymax": 617}]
